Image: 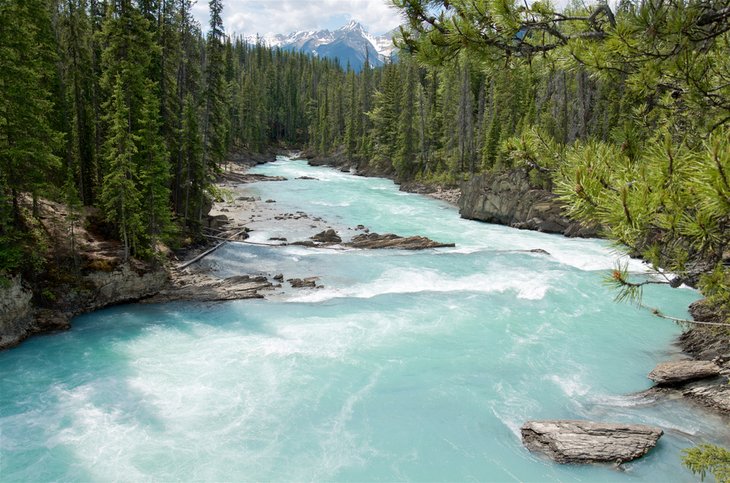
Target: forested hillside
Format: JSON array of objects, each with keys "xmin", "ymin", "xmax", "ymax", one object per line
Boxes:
[{"xmin": 0, "ymin": 0, "xmax": 348, "ymax": 271}]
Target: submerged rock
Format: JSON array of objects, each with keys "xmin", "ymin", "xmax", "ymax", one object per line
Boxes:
[
  {"xmin": 346, "ymin": 233, "xmax": 455, "ymax": 250},
  {"xmin": 521, "ymin": 420, "xmax": 663, "ymax": 464},
  {"xmin": 648, "ymin": 360, "xmax": 721, "ymax": 386}
]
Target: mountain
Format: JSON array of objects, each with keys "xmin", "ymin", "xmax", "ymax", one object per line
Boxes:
[{"xmin": 247, "ymin": 20, "xmax": 397, "ymax": 72}]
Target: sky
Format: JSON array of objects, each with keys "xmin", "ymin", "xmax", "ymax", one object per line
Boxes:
[{"xmin": 191, "ymin": 0, "xmax": 404, "ymax": 37}]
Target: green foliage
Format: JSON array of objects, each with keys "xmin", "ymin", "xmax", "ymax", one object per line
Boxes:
[
  {"xmin": 699, "ymin": 265, "xmax": 730, "ymax": 323},
  {"xmin": 682, "ymin": 444, "xmax": 730, "ymax": 483},
  {"xmin": 100, "ymin": 76, "xmax": 142, "ymax": 261}
]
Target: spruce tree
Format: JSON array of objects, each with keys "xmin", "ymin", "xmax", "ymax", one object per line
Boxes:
[
  {"xmin": 394, "ymin": 62, "xmax": 417, "ymax": 179},
  {"xmin": 100, "ymin": 76, "xmax": 142, "ymax": 261},
  {"xmin": 0, "ymin": 0, "xmax": 62, "ymax": 223},
  {"xmin": 137, "ymin": 81, "xmax": 173, "ymax": 255},
  {"xmin": 199, "ymin": 0, "xmax": 227, "ymax": 221}
]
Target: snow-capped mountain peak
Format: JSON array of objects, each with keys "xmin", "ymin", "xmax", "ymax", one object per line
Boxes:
[
  {"xmin": 245, "ymin": 21, "xmax": 397, "ymax": 72},
  {"xmin": 340, "ymin": 19, "xmax": 366, "ymax": 33}
]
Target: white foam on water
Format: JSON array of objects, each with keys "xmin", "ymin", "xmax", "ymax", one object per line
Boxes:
[
  {"xmin": 51, "ymin": 384, "xmax": 152, "ymax": 482},
  {"xmin": 545, "ymin": 373, "xmax": 591, "ymax": 399},
  {"xmin": 311, "ymin": 368, "xmax": 382, "ymax": 480},
  {"xmin": 311, "ymin": 200, "xmax": 351, "ymax": 207},
  {"xmin": 287, "ymin": 267, "xmax": 556, "ymax": 303}
]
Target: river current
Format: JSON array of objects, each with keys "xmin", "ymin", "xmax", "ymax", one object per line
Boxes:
[{"xmin": 1, "ymin": 156, "xmax": 727, "ymax": 481}]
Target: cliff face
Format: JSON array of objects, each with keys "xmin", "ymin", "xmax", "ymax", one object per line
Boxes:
[
  {"xmin": 0, "ymin": 265, "xmax": 168, "ymax": 350},
  {"xmin": 0, "ymin": 277, "xmax": 35, "ymax": 349},
  {"xmin": 458, "ymin": 169, "xmax": 598, "ymax": 237}
]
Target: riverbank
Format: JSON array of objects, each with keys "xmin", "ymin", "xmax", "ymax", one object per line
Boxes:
[
  {"xmin": 0, "ymin": 154, "xmax": 455, "ymax": 349},
  {"xmin": 303, "ymin": 150, "xmax": 463, "ymax": 207}
]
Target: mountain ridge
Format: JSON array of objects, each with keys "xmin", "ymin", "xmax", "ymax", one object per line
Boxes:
[{"xmin": 245, "ymin": 21, "xmax": 397, "ymax": 72}]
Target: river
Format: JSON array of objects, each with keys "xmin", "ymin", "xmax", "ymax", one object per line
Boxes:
[{"xmin": 0, "ymin": 156, "xmax": 727, "ymax": 481}]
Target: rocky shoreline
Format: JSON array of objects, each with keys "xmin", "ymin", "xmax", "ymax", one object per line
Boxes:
[
  {"xmin": 458, "ymin": 169, "xmax": 599, "ymax": 237},
  {"xmin": 0, "ymin": 155, "xmax": 456, "ymax": 350}
]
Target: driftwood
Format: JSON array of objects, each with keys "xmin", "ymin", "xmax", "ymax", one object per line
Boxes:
[{"xmin": 178, "ymin": 228, "xmax": 248, "ymax": 269}]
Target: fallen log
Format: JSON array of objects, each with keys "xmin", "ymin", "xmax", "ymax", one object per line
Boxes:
[{"xmin": 178, "ymin": 228, "xmax": 248, "ymax": 269}]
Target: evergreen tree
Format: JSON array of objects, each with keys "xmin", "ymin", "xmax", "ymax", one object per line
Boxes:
[
  {"xmin": 199, "ymin": 0, "xmax": 227, "ymax": 221},
  {"xmin": 100, "ymin": 76, "xmax": 142, "ymax": 261},
  {"xmin": 0, "ymin": 0, "xmax": 62, "ymax": 224},
  {"xmin": 137, "ymin": 81, "xmax": 173, "ymax": 255},
  {"xmin": 394, "ymin": 61, "xmax": 417, "ymax": 179}
]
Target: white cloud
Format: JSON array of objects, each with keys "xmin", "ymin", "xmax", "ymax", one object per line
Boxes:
[{"xmin": 193, "ymin": 0, "xmax": 403, "ymax": 37}]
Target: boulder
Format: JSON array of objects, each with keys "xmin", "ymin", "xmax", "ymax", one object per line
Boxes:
[
  {"xmin": 683, "ymin": 383, "xmax": 730, "ymax": 413},
  {"xmin": 648, "ymin": 360, "xmax": 721, "ymax": 386},
  {"xmin": 521, "ymin": 420, "xmax": 663, "ymax": 464},
  {"xmin": 287, "ymin": 277, "xmax": 319, "ymax": 288},
  {"xmin": 346, "ymin": 233, "xmax": 455, "ymax": 250},
  {"xmin": 206, "ymin": 214, "xmax": 229, "ymax": 231},
  {"xmin": 311, "ymin": 229, "xmax": 342, "ymax": 243}
]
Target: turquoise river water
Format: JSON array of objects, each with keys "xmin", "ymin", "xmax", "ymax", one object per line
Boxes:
[{"xmin": 1, "ymin": 157, "xmax": 727, "ymax": 482}]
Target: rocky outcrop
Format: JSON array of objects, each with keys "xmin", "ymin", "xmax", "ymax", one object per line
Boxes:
[
  {"xmin": 311, "ymin": 229, "xmax": 342, "ymax": 243},
  {"xmin": 0, "ymin": 264, "xmax": 169, "ymax": 350},
  {"xmin": 148, "ymin": 273, "xmax": 271, "ymax": 303},
  {"xmin": 227, "ymin": 149, "xmax": 276, "ymax": 167},
  {"xmin": 346, "ymin": 233, "xmax": 455, "ymax": 250},
  {"xmin": 82, "ymin": 264, "xmax": 169, "ymax": 310},
  {"xmin": 0, "ymin": 277, "xmax": 35, "ymax": 349},
  {"xmin": 648, "ymin": 360, "xmax": 722, "ymax": 386},
  {"xmin": 399, "ymin": 181, "xmax": 461, "ymax": 205},
  {"xmin": 287, "ymin": 277, "xmax": 320, "ymax": 288},
  {"xmin": 683, "ymin": 383, "xmax": 730, "ymax": 412},
  {"xmin": 459, "ymin": 169, "xmax": 598, "ymax": 237},
  {"xmin": 680, "ymin": 300, "xmax": 730, "ymax": 360},
  {"xmin": 521, "ymin": 420, "xmax": 663, "ymax": 464}
]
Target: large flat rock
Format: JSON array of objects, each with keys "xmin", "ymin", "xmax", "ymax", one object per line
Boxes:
[
  {"xmin": 346, "ymin": 232, "xmax": 455, "ymax": 250},
  {"xmin": 648, "ymin": 360, "xmax": 721, "ymax": 386},
  {"xmin": 521, "ymin": 420, "xmax": 663, "ymax": 464}
]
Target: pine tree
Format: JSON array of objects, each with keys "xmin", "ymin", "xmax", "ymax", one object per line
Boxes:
[
  {"xmin": 394, "ymin": 62, "xmax": 417, "ymax": 179},
  {"xmin": 0, "ymin": 0, "xmax": 62, "ymax": 224},
  {"xmin": 199, "ymin": 0, "xmax": 227, "ymax": 221},
  {"xmin": 181, "ymin": 93, "xmax": 203, "ymax": 228},
  {"xmin": 100, "ymin": 76, "xmax": 142, "ymax": 261},
  {"xmin": 57, "ymin": 0, "xmax": 97, "ymax": 205},
  {"xmin": 137, "ymin": 81, "xmax": 173, "ymax": 255}
]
